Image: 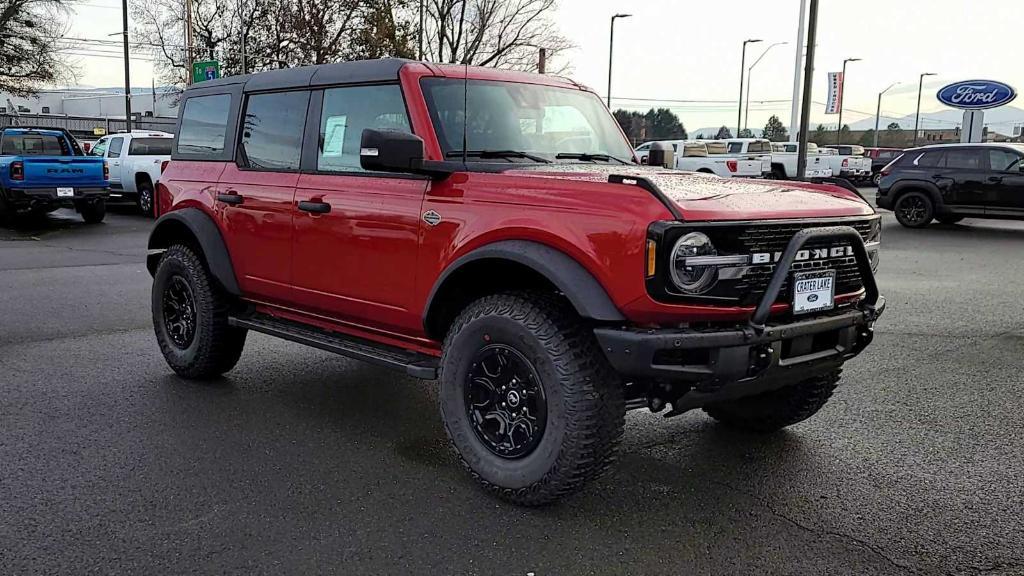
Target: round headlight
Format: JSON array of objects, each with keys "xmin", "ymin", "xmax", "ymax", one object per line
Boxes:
[{"xmin": 670, "ymin": 232, "xmax": 718, "ymax": 294}]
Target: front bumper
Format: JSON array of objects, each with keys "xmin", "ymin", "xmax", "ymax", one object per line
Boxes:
[{"xmin": 596, "ymin": 224, "xmax": 884, "ymax": 405}]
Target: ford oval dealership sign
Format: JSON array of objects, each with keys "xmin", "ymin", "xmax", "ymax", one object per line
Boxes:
[{"xmin": 937, "ymin": 80, "xmax": 1017, "ymax": 110}]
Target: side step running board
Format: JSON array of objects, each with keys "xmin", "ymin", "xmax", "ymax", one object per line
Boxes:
[{"xmin": 229, "ymin": 314, "xmax": 439, "ymax": 380}]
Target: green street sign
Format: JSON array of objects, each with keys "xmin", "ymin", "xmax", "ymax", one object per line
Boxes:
[{"xmin": 191, "ymin": 60, "xmax": 221, "ymax": 83}]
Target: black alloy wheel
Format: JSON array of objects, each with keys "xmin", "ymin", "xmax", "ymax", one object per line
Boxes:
[
  {"xmin": 465, "ymin": 344, "xmax": 547, "ymax": 459},
  {"xmin": 138, "ymin": 182, "xmax": 154, "ymax": 217},
  {"xmin": 894, "ymin": 191, "xmax": 934, "ymax": 228},
  {"xmin": 162, "ymin": 275, "xmax": 197, "ymax": 349}
]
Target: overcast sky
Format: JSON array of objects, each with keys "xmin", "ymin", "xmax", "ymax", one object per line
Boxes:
[{"xmin": 68, "ymin": 0, "xmax": 1024, "ymax": 131}]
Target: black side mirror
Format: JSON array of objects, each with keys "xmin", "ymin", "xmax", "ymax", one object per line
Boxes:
[
  {"xmin": 647, "ymin": 141, "xmax": 675, "ymax": 169},
  {"xmin": 360, "ymin": 129, "xmax": 427, "ymax": 173}
]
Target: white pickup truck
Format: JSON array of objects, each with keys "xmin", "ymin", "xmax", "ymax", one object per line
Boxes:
[
  {"xmin": 820, "ymin": 145, "xmax": 873, "ymax": 182},
  {"xmin": 769, "ymin": 142, "xmax": 833, "ymax": 179},
  {"xmin": 88, "ymin": 131, "xmax": 173, "ymax": 217},
  {"xmin": 712, "ymin": 138, "xmax": 774, "ymax": 177},
  {"xmin": 673, "ymin": 141, "xmax": 763, "ymax": 178}
]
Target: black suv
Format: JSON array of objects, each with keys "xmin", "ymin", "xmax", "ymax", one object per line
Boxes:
[{"xmin": 877, "ymin": 143, "xmax": 1024, "ymax": 228}]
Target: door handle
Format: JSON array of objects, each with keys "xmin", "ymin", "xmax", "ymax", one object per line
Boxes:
[
  {"xmin": 298, "ymin": 200, "xmax": 331, "ymax": 214},
  {"xmin": 216, "ymin": 193, "xmax": 244, "ymax": 205},
  {"xmin": 988, "ymin": 176, "xmax": 1003, "ymax": 183}
]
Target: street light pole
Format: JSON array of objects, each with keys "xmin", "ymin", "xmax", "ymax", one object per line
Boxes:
[
  {"xmin": 836, "ymin": 57, "xmax": 860, "ymax": 144},
  {"xmin": 738, "ymin": 38, "xmax": 762, "ymax": 136},
  {"xmin": 607, "ymin": 13, "xmax": 632, "ymax": 109},
  {"xmin": 121, "ymin": 0, "xmax": 132, "ymax": 131},
  {"xmin": 796, "ymin": 0, "xmax": 817, "ymax": 180},
  {"xmin": 874, "ymin": 82, "xmax": 900, "ymax": 147},
  {"xmin": 914, "ymin": 72, "xmax": 937, "ymax": 146},
  {"xmin": 744, "ymin": 41, "xmax": 787, "ymax": 134}
]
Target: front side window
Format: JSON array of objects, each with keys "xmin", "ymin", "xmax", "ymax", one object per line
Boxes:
[
  {"xmin": 421, "ymin": 78, "xmax": 634, "ymax": 164},
  {"xmin": 784, "ymin": 145, "xmax": 797, "ymax": 153},
  {"xmin": 89, "ymin": 138, "xmax": 109, "ymax": 157},
  {"xmin": 107, "ymin": 137, "xmax": 124, "ymax": 158},
  {"xmin": 239, "ymin": 91, "xmax": 309, "ymax": 171},
  {"xmin": 177, "ymin": 94, "xmax": 232, "ymax": 156},
  {"xmin": 317, "ymin": 84, "xmax": 410, "ymax": 173}
]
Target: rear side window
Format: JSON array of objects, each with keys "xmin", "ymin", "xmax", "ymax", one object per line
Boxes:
[
  {"xmin": 177, "ymin": 94, "xmax": 232, "ymax": 155},
  {"xmin": 988, "ymin": 149, "xmax": 1021, "ymax": 172},
  {"xmin": 1, "ymin": 133, "xmax": 67, "ymax": 155},
  {"xmin": 239, "ymin": 91, "xmax": 309, "ymax": 171},
  {"xmin": 727, "ymin": 143, "xmax": 742, "ymax": 153},
  {"xmin": 747, "ymin": 141, "xmax": 770, "ymax": 153},
  {"xmin": 914, "ymin": 151, "xmax": 944, "ymax": 167},
  {"xmin": 317, "ymin": 84, "xmax": 410, "ymax": 173},
  {"xmin": 944, "ymin": 149, "xmax": 982, "ymax": 170},
  {"xmin": 129, "ymin": 138, "xmax": 173, "ymax": 156}
]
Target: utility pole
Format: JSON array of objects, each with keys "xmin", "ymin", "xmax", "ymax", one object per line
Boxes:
[
  {"xmin": 184, "ymin": 0, "xmax": 194, "ymax": 85},
  {"xmin": 538, "ymin": 48, "xmax": 547, "ymax": 74},
  {"xmin": 607, "ymin": 13, "xmax": 631, "ymax": 108},
  {"xmin": 121, "ymin": 0, "xmax": 132, "ymax": 131},
  {"xmin": 738, "ymin": 39, "xmax": 762, "ymax": 137},
  {"xmin": 238, "ymin": 0, "xmax": 246, "ymax": 74},
  {"xmin": 789, "ymin": 0, "xmax": 807, "ymax": 136},
  {"xmin": 418, "ymin": 0, "xmax": 424, "ymax": 60},
  {"xmin": 914, "ymin": 72, "xmax": 937, "ymax": 146},
  {"xmin": 874, "ymin": 82, "xmax": 900, "ymax": 147},
  {"xmin": 836, "ymin": 57, "xmax": 861, "ymax": 144},
  {"xmin": 796, "ymin": 0, "xmax": 818, "ymax": 181}
]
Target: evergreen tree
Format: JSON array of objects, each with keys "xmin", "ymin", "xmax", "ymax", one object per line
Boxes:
[
  {"xmin": 715, "ymin": 126, "xmax": 733, "ymax": 139},
  {"xmin": 762, "ymin": 115, "xmax": 789, "ymax": 142}
]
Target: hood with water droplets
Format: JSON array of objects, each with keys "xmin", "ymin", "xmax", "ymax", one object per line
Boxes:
[{"xmin": 504, "ymin": 164, "xmax": 875, "ymax": 221}]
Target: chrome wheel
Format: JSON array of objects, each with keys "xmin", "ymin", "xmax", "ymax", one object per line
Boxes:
[
  {"xmin": 138, "ymin": 187, "xmax": 153, "ymax": 215},
  {"xmin": 465, "ymin": 344, "xmax": 547, "ymax": 459}
]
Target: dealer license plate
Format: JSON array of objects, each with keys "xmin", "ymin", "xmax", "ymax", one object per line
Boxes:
[
  {"xmin": 793, "ymin": 270, "xmax": 836, "ymax": 315},
  {"xmin": 56, "ymin": 187, "xmax": 75, "ymax": 198}
]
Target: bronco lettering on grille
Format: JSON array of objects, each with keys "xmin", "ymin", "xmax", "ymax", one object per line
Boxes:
[{"xmin": 751, "ymin": 245, "xmax": 853, "ymax": 264}]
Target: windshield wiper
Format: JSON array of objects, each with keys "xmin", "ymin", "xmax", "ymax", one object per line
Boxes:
[
  {"xmin": 446, "ymin": 149, "xmax": 551, "ymax": 163},
  {"xmin": 555, "ymin": 152, "xmax": 632, "ymax": 165}
]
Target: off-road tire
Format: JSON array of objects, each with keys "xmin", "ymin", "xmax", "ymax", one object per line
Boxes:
[
  {"xmin": 152, "ymin": 244, "xmax": 247, "ymax": 379},
  {"xmin": 703, "ymin": 370, "xmax": 841, "ymax": 433},
  {"xmin": 937, "ymin": 215, "xmax": 964, "ymax": 225},
  {"xmin": 771, "ymin": 165, "xmax": 787, "ymax": 180},
  {"xmin": 79, "ymin": 199, "xmax": 106, "ymax": 224},
  {"xmin": 137, "ymin": 180, "xmax": 155, "ymax": 218},
  {"xmin": 893, "ymin": 190, "xmax": 934, "ymax": 228},
  {"xmin": 439, "ymin": 292, "xmax": 625, "ymax": 506}
]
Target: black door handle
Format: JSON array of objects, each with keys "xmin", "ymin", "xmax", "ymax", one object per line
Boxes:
[
  {"xmin": 298, "ymin": 200, "xmax": 331, "ymax": 214},
  {"xmin": 988, "ymin": 176, "xmax": 1003, "ymax": 183},
  {"xmin": 216, "ymin": 193, "xmax": 244, "ymax": 205}
]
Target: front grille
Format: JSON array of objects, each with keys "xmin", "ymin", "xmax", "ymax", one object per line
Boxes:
[
  {"xmin": 730, "ymin": 220, "xmax": 874, "ymax": 304},
  {"xmin": 650, "ymin": 217, "xmax": 878, "ymax": 306}
]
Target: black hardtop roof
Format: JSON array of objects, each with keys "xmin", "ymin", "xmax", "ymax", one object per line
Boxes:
[{"xmin": 187, "ymin": 58, "xmax": 415, "ymax": 93}]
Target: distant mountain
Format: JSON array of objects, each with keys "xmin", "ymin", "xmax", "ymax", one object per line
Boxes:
[{"xmin": 822, "ymin": 106, "xmax": 1024, "ymax": 133}]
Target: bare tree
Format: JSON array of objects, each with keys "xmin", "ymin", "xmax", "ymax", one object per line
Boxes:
[
  {"xmin": 0, "ymin": 0, "xmax": 77, "ymax": 95},
  {"xmin": 422, "ymin": 0, "xmax": 570, "ymax": 73}
]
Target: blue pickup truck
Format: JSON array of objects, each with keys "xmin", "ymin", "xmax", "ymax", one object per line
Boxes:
[{"xmin": 0, "ymin": 127, "xmax": 110, "ymax": 223}]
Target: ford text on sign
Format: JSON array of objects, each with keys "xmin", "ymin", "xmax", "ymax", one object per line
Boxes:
[{"xmin": 937, "ymin": 80, "xmax": 1016, "ymax": 110}]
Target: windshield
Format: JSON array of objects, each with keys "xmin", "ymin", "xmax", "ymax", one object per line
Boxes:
[{"xmin": 420, "ymin": 78, "xmax": 634, "ymax": 163}]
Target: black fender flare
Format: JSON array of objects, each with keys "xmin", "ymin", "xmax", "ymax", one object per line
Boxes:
[
  {"xmin": 423, "ymin": 240, "xmax": 625, "ymax": 332},
  {"xmin": 146, "ymin": 207, "xmax": 240, "ymax": 295},
  {"xmin": 889, "ymin": 180, "xmax": 945, "ymax": 209}
]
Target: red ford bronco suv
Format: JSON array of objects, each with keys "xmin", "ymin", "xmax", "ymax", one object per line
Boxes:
[{"xmin": 149, "ymin": 59, "xmax": 883, "ymax": 505}]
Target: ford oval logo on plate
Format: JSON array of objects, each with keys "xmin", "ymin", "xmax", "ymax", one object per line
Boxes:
[{"xmin": 937, "ymin": 80, "xmax": 1017, "ymax": 110}]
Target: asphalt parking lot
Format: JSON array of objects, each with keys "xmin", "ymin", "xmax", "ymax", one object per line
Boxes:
[{"xmin": 1, "ymin": 197, "xmax": 1022, "ymax": 576}]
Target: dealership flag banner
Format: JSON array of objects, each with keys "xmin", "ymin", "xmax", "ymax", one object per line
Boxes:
[{"xmin": 826, "ymin": 72, "xmax": 844, "ymax": 114}]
